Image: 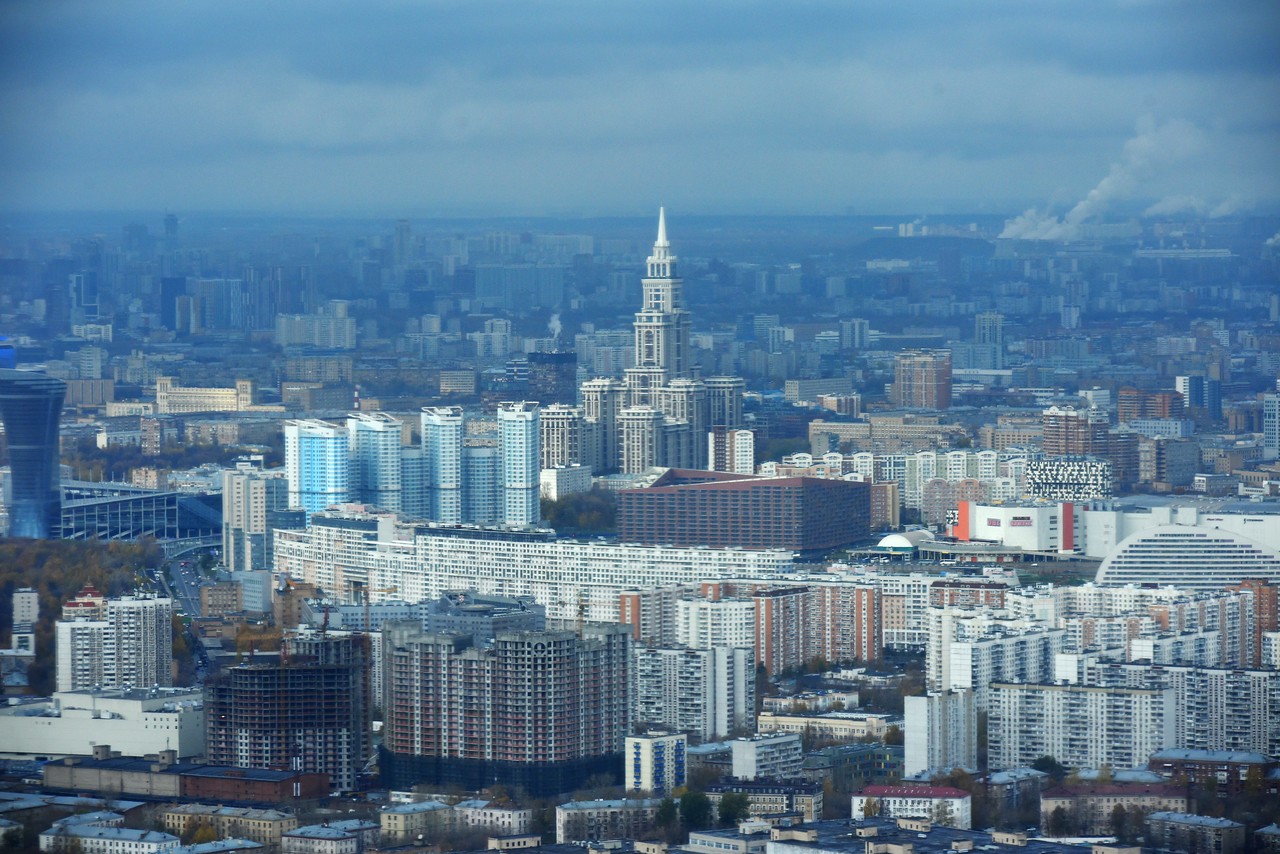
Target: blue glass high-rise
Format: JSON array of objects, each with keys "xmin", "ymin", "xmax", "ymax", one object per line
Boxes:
[{"xmin": 0, "ymin": 369, "xmax": 66, "ymax": 538}]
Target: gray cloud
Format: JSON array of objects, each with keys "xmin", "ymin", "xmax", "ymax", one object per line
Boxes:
[{"xmin": 2, "ymin": 1, "xmax": 1278, "ymax": 214}]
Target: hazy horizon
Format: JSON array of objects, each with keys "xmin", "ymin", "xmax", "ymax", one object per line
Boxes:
[{"xmin": 3, "ymin": 2, "xmax": 1278, "ymax": 228}]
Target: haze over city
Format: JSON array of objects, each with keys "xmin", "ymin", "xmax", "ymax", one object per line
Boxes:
[{"xmin": 2, "ymin": 1, "xmax": 1279, "ymax": 217}]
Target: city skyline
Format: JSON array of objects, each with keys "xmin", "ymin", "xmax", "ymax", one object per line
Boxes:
[{"xmin": 2, "ymin": 3, "xmax": 1277, "ymax": 218}]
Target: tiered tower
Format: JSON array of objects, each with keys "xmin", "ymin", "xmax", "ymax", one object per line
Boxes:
[{"xmin": 583, "ymin": 210, "xmax": 744, "ymax": 474}]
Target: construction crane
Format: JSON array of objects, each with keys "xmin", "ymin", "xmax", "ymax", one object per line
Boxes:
[
  {"xmin": 355, "ymin": 581, "xmax": 399, "ymax": 633},
  {"xmin": 556, "ymin": 590, "xmax": 588, "ymax": 638}
]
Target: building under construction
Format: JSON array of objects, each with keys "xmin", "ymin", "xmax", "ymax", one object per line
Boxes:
[
  {"xmin": 204, "ymin": 628, "xmax": 370, "ymax": 794},
  {"xmin": 380, "ymin": 623, "xmax": 631, "ymax": 797}
]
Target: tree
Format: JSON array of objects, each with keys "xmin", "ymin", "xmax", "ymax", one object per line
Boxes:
[
  {"xmin": 1031, "ymin": 755, "xmax": 1067, "ymax": 783},
  {"xmin": 1109, "ymin": 804, "xmax": 1129, "ymax": 843},
  {"xmin": 679, "ymin": 791, "xmax": 712, "ymax": 830},
  {"xmin": 717, "ymin": 792, "xmax": 751, "ymax": 826},
  {"xmin": 883, "ymin": 725, "xmax": 903, "ymax": 746},
  {"xmin": 1046, "ymin": 805, "xmax": 1071, "ymax": 837},
  {"xmin": 931, "ymin": 799, "xmax": 956, "ymax": 828},
  {"xmin": 655, "ymin": 797, "xmax": 678, "ymax": 835},
  {"xmin": 862, "ymin": 797, "xmax": 880, "ymax": 818},
  {"xmin": 190, "ymin": 824, "xmax": 218, "ymax": 845}
]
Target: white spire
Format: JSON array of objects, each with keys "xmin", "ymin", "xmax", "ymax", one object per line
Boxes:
[{"xmin": 655, "ymin": 207, "xmax": 669, "ymax": 249}]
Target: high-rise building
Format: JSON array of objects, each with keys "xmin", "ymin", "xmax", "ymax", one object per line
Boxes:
[
  {"xmin": 1039, "ymin": 404, "xmax": 1111, "ymax": 458},
  {"xmin": 708, "ymin": 426, "xmax": 755, "ymax": 474},
  {"xmin": 498, "ymin": 402, "xmax": 540, "ymax": 526},
  {"xmin": 890, "ymin": 350, "xmax": 952, "ymax": 410},
  {"xmin": 222, "ymin": 466, "xmax": 292, "ymax": 572},
  {"xmin": 632, "ymin": 646, "xmax": 755, "ymax": 741},
  {"xmin": 205, "ymin": 628, "xmax": 371, "ymax": 793},
  {"xmin": 381, "ymin": 624, "xmax": 631, "ymax": 796},
  {"xmin": 284, "ymin": 419, "xmax": 351, "ymax": 517},
  {"xmin": 904, "ymin": 690, "xmax": 977, "ymax": 777},
  {"xmin": 1264, "ymin": 393, "xmax": 1280, "ymax": 461},
  {"xmin": 579, "ymin": 212, "xmax": 743, "ymax": 473},
  {"xmin": 540, "ymin": 404, "xmax": 590, "ymax": 471},
  {"xmin": 527, "ymin": 351, "xmax": 578, "ymax": 406},
  {"xmin": 0, "ymin": 370, "xmax": 66, "ymax": 538},
  {"xmin": 56, "ymin": 594, "xmax": 173, "ymax": 692},
  {"xmin": 421, "ymin": 407, "xmax": 465, "ymax": 523},
  {"xmin": 347, "ymin": 412, "xmax": 404, "ymax": 512}
]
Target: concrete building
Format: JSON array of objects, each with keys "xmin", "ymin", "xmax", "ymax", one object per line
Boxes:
[
  {"xmin": 1146, "ymin": 812, "xmax": 1246, "ymax": 854},
  {"xmin": 730, "ymin": 733, "xmax": 803, "ymax": 781},
  {"xmin": 904, "ymin": 690, "xmax": 976, "ymax": 777},
  {"xmin": 579, "ymin": 211, "xmax": 743, "ymax": 473},
  {"xmin": 851, "ymin": 785, "xmax": 972, "ymax": 829},
  {"xmin": 56, "ymin": 594, "xmax": 173, "ymax": 692},
  {"xmin": 284, "ymin": 419, "xmax": 350, "ymax": 518},
  {"xmin": 280, "ymin": 820, "xmax": 378, "ymax": 854},
  {"xmin": 1039, "ymin": 784, "xmax": 1188, "ymax": 836},
  {"xmin": 617, "ymin": 469, "xmax": 870, "ymax": 552},
  {"xmin": 498, "ymin": 401, "xmax": 541, "ymax": 526},
  {"xmin": 625, "ymin": 731, "xmax": 686, "ymax": 795},
  {"xmin": 708, "ymin": 427, "xmax": 756, "ymax": 475},
  {"xmin": 39, "ymin": 824, "xmax": 180, "ymax": 854},
  {"xmin": 275, "ymin": 506, "xmax": 795, "ymax": 623},
  {"xmin": 347, "ymin": 412, "xmax": 404, "ymax": 512},
  {"xmin": 633, "ymin": 645, "xmax": 756, "ymax": 741},
  {"xmin": 204, "ymin": 630, "xmax": 370, "ymax": 793},
  {"xmin": 889, "ymin": 350, "xmax": 952, "ymax": 410},
  {"xmin": 380, "ymin": 624, "xmax": 632, "ymax": 797},
  {"xmin": 161, "ymin": 805, "xmax": 297, "ymax": 849},
  {"xmin": 222, "ymin": 466, "xmax": 292, "ymax": 573},
  {"xmin": 986, "ymin": 682, "xmax": 1174, "ymax": 772},
  {"xmin": 0, "ymin": 688, "xmax": 204, "ymax": 759},
  {"xmin": 756, "ymin": 711, "xmax": 896, "ymax": 742},
  {"xmin": 0, "ymin": 369, "xmax": 65, "ymax": 538},
  {"xmin": 706, "ymin": 781, "xmax": 823, "ymax": 822},
  {"xmin": 555, "ymin": 799, "xmax": 662, "ymax": 844}
]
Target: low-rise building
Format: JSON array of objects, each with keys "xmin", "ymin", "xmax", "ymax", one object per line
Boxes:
[
  {"xmin": 729, "ymin": 734, "xmax": 803, "ymax": 781},
  {"xmin": 161, "ymin": 805, "xmax": 297, "ymax": 849},
  {"xmin": 1147, "ymin": 748, "xmax": 1276, "ymax": 796},
  {"xmin": 756, "ymin": 712, "xmax": 896, "ymax": 743},
  {"xmin": 705, "ymin": 780, "xmax": 823, "ymax": 822},
  {"xmin": 555, "ymin": 799, "xmax": 663, "ymax": 844},
  {"xmin": 280, "ymin": 820, "xmax": 378, "ymax": 854},
  {"xmin": 1146, "ymin": 812, "xmax": 1246, "ymax": 854},
  {"xmin": 380, "ymin": 801, "xmax": 452, "ymax": 846},
  {"xmin": 851, "ymin": 785, "xmax": 972, "ymax": 829},
  {"xmin": 451, "ymin": 800, "xmax": 533, "ymax": 836},
  {"xmin": 1039, "ymin": 784, "xmax": 1188, "ymax": 836},
  {"xmin": 0, "ymin": 689, "xmax": 206, "ymax": 760},
  {"xmin": 39, "ymin": 825, "xmax": 180, "ymax": 854}
]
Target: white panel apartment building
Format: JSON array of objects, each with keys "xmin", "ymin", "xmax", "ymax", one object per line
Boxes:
[
  {"xmin": 275, "ymin": 507, "xmax": 794, "ymax": 622},
  {"xmin": 926, "ymin": 607, "xmax": 1064, "ymax": 710},
  {"xmin": 986, "ymin": 682, "xmax": 1175, "ymax": 772},
  {"xmin": 633, "ymin": 646, "xmax": 756, "ymax": 741},
  {"xmin": 56, "ymin": 595, "xmax": 173, "ymax": 692}
]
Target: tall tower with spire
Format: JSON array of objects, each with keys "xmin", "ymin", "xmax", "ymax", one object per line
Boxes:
[
  {"xmin": 625, "ymin": 207, "xmax": 693, "ymax": 407},
  {"xmin": 581, "ymin": 209, "xmax": 744, "ymax": 474}
]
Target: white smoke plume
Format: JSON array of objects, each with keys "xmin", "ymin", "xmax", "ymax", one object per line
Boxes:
[
  {"xmin": 548, "ymin": 312, "xmax": 562, "ymax": 340},
  {"xmin": 1143, "ymin": 194, "xmax": 1207, "ymax": 218},
  {"xmin": 1265, "ymin": 231, "xmax": 1280, "ymax": 248},
  {"xmin": 1209, "ymin": 193, "xmax": 1250, "ymax": 219},
  {"xmin": 1001, "ymin": 117, "xmax": 1207, "ymax": 240}
]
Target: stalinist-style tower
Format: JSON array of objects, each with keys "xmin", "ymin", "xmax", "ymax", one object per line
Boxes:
[{"xmin": 579, "ymin": 209, "xmax": 745, "ymax": 474}]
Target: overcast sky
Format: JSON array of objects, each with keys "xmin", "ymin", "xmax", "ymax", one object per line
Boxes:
[{"xmin": 2, "ymin": 1, "xmax": 1278, "ymax": 218}]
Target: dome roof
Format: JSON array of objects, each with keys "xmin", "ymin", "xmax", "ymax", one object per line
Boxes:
[{"xmin": 877, "ymin": 530, "xmax": 935, "ymax": 551}]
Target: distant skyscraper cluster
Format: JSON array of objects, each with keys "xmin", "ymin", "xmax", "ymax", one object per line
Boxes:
[{"xmin": 283, "ymin": 402, "xmax": 541, "ymax": 527}]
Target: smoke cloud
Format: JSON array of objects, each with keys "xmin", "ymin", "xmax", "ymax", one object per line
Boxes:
[
  {"xmin": 548, "ymin": 313, "xmax": 562, "ymax": 340},
  {"xmin": 1000, "ymin": 117, "xmax": 1207, "ymax": 240}
]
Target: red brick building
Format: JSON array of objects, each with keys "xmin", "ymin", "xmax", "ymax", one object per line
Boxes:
[{"xmin": 617, "ymin": 469, "xmax": 869, "ymax": 552}]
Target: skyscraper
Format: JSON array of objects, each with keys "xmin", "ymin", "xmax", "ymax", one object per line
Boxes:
[
  {"xmin": 420, "ymin": 407, "xmax": 465, "ymax": 523},
  {"xmin": 1263, "ymin": 393, "xmax": 1279, "ymax": 462},
  {"xmin": 498, "ymin": 401, "xmax": 540, "ymax": 526},
  {"xmin": 284, "ymin": 419, "xmax": 351, "ymax": 518},
  {"xmin": 222, "ymin": 466, "xmax": 294, "ymax": 572},
  {"xmin": 347, "ymin": 412, "xmax": 403, "ymax": 512},
  {"xmin": 578, "ymin": 212, "xmax": 744, "ymax": 474},
  {"xmin": 0, "ymin": 370, "xmax": 66, "ymax": 538}
]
